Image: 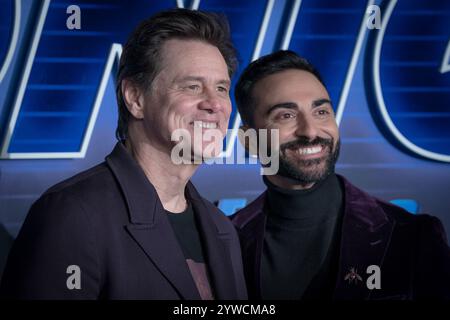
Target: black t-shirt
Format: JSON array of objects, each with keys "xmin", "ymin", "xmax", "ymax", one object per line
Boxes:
[
  {"xmin": 166, "ymin": 203, "xmax": 214, "ymax": 300},
  {"xmin": 261, "ymin": 173, "xmax": 344, "ymax": 300}
]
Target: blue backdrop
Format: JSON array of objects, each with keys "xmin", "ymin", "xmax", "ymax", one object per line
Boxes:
[{"xmin": 0, "ymin": 0, "xmax": 449, "ymax": 277}]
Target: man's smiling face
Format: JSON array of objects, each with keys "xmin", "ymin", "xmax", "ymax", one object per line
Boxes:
[
  {"xmin": 250, "ymin": 69, "xmax": 340, "ymax": 185},
  {"xmin": 141, "ymin": 39, "xmax": 232, "ymax": 159}
]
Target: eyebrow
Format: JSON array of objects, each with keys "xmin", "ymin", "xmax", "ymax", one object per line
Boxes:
[
  {"xmin": 177, "ymin": 76, "xmax": 230, "ymax": 86},
  {"xmin": 266, "ymin": 102, "xmax": 298, "ymax": 115},
  {"xmin": 266, "ymin": 98, "xmax": 332, "ymax": 115},
  {"xmin": 312, "ymin": 98, "xmax": 332, "ymax": 108}
]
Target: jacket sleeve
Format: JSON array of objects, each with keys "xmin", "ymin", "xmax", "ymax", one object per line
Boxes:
[
  {"xmin": 0, "ymin": 191, "xmax": 101, "ymax": 299},
  {"xmin": 414, "ymin": 214, "xmax": 450, "ymax": 300}
]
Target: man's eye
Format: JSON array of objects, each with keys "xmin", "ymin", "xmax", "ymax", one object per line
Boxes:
[
  {"xmin": 278, "ymin": 113, "xmax": 295, "ymax": 120},
  {"xmin": 187, "ymin": 84, "xmax": 201, "ymax": 91},
  {"xmin": 217, "ymin": 86, "xmax": 229, "ymax": 93},
  {"xmin": 316, "ymin": 109, "xmax": 330, "ymax": 116}
]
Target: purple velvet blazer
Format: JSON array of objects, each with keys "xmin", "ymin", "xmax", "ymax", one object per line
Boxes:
[{"xmin": 231, "ymin": 175, "xmax": 450, "ymax": 300}]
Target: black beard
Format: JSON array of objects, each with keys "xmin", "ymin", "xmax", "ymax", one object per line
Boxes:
[{"xmin": 277, "ymin": 137, "xmax": 340, "ymax": 185}]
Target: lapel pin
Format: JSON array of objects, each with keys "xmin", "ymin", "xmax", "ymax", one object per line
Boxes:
[{"xmin": 344, "ymin": 267, "xmax": 363, "ymax": 285}]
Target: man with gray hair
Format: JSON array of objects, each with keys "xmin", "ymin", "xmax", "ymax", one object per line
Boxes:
[{"xmin": 1, "ymin": 8, "xmax": 247, "ymax": 300}]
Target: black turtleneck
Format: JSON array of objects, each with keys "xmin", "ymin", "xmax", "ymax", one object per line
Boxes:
[{"xmin": 261, "ymin": 173, "xmax": 344, "ymax": 300}]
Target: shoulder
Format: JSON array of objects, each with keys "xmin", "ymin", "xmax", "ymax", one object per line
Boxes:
[
  {"xmin": 340, "ymin": 175, "xmax": 421, "ymax": 225},
  {"xmin": 343, "ymin": 176, "xmax": 448, "ymax": 244},
  {"xmin": 35, "ymin": 162, "xmax": 123, "ymax": 216},
  {"xmin": 370, "ymin": 191, "xmax": 445, "ymax": 237},
  {"xmin": 43, "ymin": 162, "xmax": 114, "ymax": 200},
  {"xmin": 25, "ymin": 163, "xmax": 114, "ymax": 228},
  {"xmin": 23, "ymin": 162, "xmax": 120, "ymax": 237}
]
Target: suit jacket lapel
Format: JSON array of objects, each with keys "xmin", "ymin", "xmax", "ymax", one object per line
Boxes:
[
  {"xmin": 106, "ymin": 143, "xmax": 200, "ymax": 300},
  {"xmin": 333, "ymin": 176, "xmax": 395, "ymax": 300},
  {"xmin": 186, "ymin": 182, "xmax": 237, "ymax": 300},
  {"xmin": 125, "ymin": 223, "xmax": 201, "ymax": 300}
]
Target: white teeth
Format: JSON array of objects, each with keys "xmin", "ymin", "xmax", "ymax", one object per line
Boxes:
[
  {"xmin": 296, "ymin": 146, "xmax": 322, "ymax": 155},
  {"xmin": 193, "ymin": 121, "xmax": 217, "ymax": 129}
]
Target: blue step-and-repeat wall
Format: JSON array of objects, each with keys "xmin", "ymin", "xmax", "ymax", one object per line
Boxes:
[{"xmin": 0, "ymin": 0, "xmax": 449, "ymax": 277}]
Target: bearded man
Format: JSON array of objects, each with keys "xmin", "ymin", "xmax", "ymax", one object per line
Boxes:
[{"xmin": 231, "ymin": 50, "xmax": 450, "ymax": 300}]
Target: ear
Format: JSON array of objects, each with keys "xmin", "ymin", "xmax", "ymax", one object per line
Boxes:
[
  {"xmin": 122, "ymin": 79, "xmax": 145, "ymax": 119},
  {"xmin": 238, "ymin": 124, "xmax": 259, "ymax": 157}
]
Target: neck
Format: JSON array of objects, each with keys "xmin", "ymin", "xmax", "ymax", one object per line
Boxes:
[
  {"xmin": 263, "ymin": 172, "xmax": 342, "ymax": 222},
  {"xmin": 265, "ymin": 174, "xmax": 315, "ymax": 190},
  {"xmin": 126, "ymin": 139, "xmax": 198, "ymax": 213}
]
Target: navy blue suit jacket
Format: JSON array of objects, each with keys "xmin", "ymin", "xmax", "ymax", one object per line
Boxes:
[
  {"xmin": 231, "ymin": 176, "xmax": 450, "ymax": 300},
  {"xmin": 0, "ymin": 143, "xmax": 247, "ymax": 300}
]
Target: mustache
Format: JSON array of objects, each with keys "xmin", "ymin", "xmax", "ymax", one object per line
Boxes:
[{"xmin": 280, "ymin": 136, "xmax": 333, "ymax": 152}]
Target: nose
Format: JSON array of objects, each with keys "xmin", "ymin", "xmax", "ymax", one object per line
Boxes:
[
  {"xmin": 198, "ymin": 88, "xmax": 223, "ymax": 114},
  {"xmin": 294, "ymin": 113, "xmax": 319, "ymax": 139}
]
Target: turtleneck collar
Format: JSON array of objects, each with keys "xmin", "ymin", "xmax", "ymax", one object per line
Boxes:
[{"xmin": 263, "ymin": 173, "xmax": 343, "ymax": 226}]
